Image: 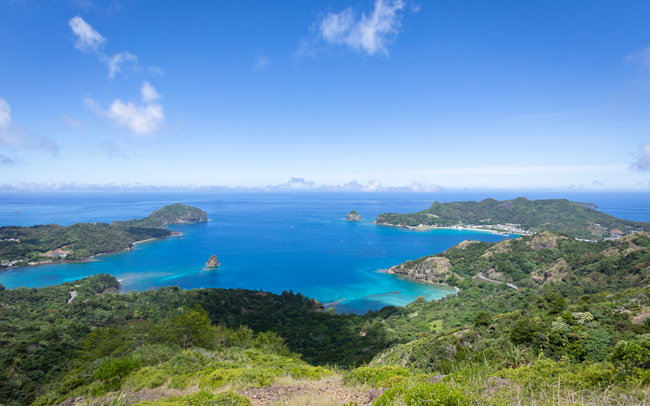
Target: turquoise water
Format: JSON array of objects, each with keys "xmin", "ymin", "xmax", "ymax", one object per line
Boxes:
[{"xmin": 1, "ymin": 191, "xmax": 648, "ymax": 313}]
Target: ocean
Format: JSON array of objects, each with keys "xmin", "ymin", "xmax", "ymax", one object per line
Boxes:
[{"xmin": 0, "ymin": 190, "xmax": 648, "ymax": 314}]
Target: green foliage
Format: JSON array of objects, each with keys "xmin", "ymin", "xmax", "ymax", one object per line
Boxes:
[
  {"xmin": 376, "ymin": 197, "xmax": 650, "ymax": 240},
  {"xmin": 113, "ymin": 204, "xmax": 207, "ymax": 228},
  {"xmin": 473, "ymin": 311, "xmax": 492, "ymax": 327},
  {"xmin": 609, "ymin": 337, "xmax": 650, "ymax": 375},
  {"xmin": 374, "ymin": 379, "xmax": 468, "ymax": 406},
  {"xmin": 96, "ymin": 357, "xmax": 140, "ymax": 380},
  {"xmin": 157, "ymin": 305, "xmax": 217, "ymax": 349},
  {"xmin": 345, "ymin": 366, "xmax": 412, "ymax": 388},
  {"xmin": 134, "ymin": 390, "xmax": 251, "ymax": 406}
]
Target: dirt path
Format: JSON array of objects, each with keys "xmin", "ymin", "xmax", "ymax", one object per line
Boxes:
[{"xmin": 240, "ymin": 377, "xmax": 373, "ymax": 406}]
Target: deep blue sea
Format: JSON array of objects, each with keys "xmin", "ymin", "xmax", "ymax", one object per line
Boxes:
[{"xmin": 0, "ymin": 191, "xmax": 648, "ymax": 314}]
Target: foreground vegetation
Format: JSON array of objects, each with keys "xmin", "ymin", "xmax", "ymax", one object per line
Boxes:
[
  {"xmin": 1, "ymin": 230, "xmax": 650, "ymax": 405},
  {"xmin": 0, "ymin": 204, "xmax": 206, "ymax": 268},
  {"xmin": 376, "ymin": 198, "xmax": 650, "ymax": 240}
]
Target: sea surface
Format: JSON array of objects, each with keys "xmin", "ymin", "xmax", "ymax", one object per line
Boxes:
[{"xmin": 0, "ymin": 191, "xmax": 648, "ymax": 314}]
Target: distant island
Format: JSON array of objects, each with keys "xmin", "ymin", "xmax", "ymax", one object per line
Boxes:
[
  {"xmin": 376, "ymin": 197, "xmax": 650, "ymax": 240},
  {"xmin": 0, "ymin": 203, "xmax": 207, "ymax": 269},
  {"xmin": 346, "ymin": 210, "xmax": 362, "ymax": 221}
]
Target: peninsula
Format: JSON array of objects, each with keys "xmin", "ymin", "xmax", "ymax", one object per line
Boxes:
[
  {"xmin": 376, "ymin": 197, "xmax": 650, "ymax": 240},
  {"xmin": 0, "ymin": 203, "xmax": 207, "ymax": 269}
]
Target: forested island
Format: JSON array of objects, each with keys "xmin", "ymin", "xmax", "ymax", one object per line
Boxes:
[
  {"xmin": 0, "ymin": 204, "xmax": 207, "ymax": 269},
  {"xmin": 376, "ymin": 197, "xmax": 650, "ymax": 240},
  {"xmin": 2, "ymin": 230, "xmax": 649, "ymax": 405}
]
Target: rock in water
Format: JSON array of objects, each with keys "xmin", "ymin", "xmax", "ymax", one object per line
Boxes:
[
  {"xmin": 207, "ymin": 254, "xmax": 219, "ymax": 267},
  {"xmin": 346, "ymin": 210, "xmax": 362, "ymax": 221}
]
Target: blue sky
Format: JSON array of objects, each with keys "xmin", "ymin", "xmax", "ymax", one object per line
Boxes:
[{"xmin": 1, "ymin": 0, "xmax": 650, "ymax": 191}]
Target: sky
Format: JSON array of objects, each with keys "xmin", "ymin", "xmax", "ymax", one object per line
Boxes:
[{"xmin": 1, "ymin": 0, "xmax": 650, "ymax": 191}]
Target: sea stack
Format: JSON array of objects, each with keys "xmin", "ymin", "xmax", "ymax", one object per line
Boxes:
[
  {"xmin": 346, "ymin": 210, "xmax": 362, "ymax": 221},
  {"xmin": 207, "ymin": 254, "xmax": 219, "ymax": 267}
]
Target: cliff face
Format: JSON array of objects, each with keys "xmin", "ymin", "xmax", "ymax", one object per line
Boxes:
[{"xmin": 387, "ymin": 256, "xmax": 460, "ymax": 283}]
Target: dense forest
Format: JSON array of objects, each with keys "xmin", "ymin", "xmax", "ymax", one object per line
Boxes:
[
  {"xmin": 0, "ymin": 204, "xmax": 206, "ymax": 268},
  {"xmin": 376, "ymin": 198, "xmax": 650, "ymax": 240},
  {"xmin": 1, "ymin": 230, "xmax": 649, "ymax": 405}
]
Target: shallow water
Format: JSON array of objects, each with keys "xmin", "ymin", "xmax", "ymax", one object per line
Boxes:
[{"xmin": 0, "ymin": 191, "xmax": 648, "ymax": 313}]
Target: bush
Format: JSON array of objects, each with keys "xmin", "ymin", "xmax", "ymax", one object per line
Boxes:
[
  {"xmin": 346, "ymin": 366, "xmax": 412, "ymax": 388},
  {"xmin": 374, "ymin": 380, "xmax": 468, "ymax": 406},
  {"xmin": 609, "ymin": 338, "xmax": 650, "ymax": 375}
]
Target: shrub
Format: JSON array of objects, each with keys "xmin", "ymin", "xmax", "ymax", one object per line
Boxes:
[
  {"xmin": 346, "ymin": 366, "xmax": 412, "ymax": 388},
  {"xmin": 374, "ymin": 380, "xmax": 468, "ymax": 406}
]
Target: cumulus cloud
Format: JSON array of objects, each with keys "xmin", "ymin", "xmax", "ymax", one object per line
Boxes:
[
  {"xmin": 301, "ymin": 0, "xmax": 406, "ymax": 56},
  {"xmin": 0, "ymin": 97, "xmax": 58, "ymax": 153},
  {"xmin": 264, "ymin": 178, "xmax": 443, "ymax": 192},
  {"xmin": 141, "ymin": 81, "xmax": 160, "ymax": 102},
  {"xmin": 86, "ymin": 82, "xmax": 164, "ymax": 136},
  {"xmin": 107, "ymin": 51, "xmax": 138, "ymax": 79},
  {"xmin": 591, "ymin": 180, "xmax": 604, "ymax": 186},
  {"xmin": 68, "ymin": 16, "xmax": 156, "ymax": 79},
  {"xmin": 632, "ymin": 142, "xmax": 650, "ymax": 171},
  {"xmin": 105, "ymin": 100, "xmax": 164, "ymax": 136},
  {"xmin": 69, "ymin": 15, "xmax": 106, "ymax": 53}
]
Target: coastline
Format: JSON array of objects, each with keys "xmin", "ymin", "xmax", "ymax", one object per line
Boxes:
[
  {"xmin": 1, "ymin": 233, "xmax": 180, "ymax": 272},
  {"xmin": 384, "ymin": 268, "xmax": 460, "ymax": 294},
  {"xmin": 375, "ymin": 221, "xmax": 525, "ymax": 237}
]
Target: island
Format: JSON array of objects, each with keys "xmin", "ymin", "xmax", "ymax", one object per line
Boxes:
[
  {"xmin": 376, "ymin": 197, "xmax": 650, "ymax": 240},
  {"xmin": 0, "ymin": 203, "xmax": 207, "ymax": 269},
  {"xmin": 346, "ymin": 210, "xmax": 362, "ymax": 221},
  {"xmin": 385, "ymin": 230, "xmax": 650, "ymax": 290},
  {"xmin": 207, "ymin": 254, "xmax": 219, "ymax": 267}
]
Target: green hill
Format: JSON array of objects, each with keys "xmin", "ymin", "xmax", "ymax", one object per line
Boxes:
[
  {"xmin": 376, "ymin": 197, "xmax": 650, "ymax": 240},
  {"xmin": 0, "ymin": 204, "xmax": 206, "ymax": 268},
  {"xmin": 2, "ymin": 231, "xmax": 650, "ymax": 405},
  {"xmin": 111, "ymin": 203, "xmax": 208, "ymax": 228}
]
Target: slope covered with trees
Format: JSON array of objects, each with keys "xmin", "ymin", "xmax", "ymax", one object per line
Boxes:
[
  {"xmin": 1, "ymin": 231, "xmax": 650, "ymax": 405},
  {"xmin": 0, "ymin": 204, "xmax": 206, "ymax": 268},
  {"xmin": 376, "ymin": 197, "xmax": 650, "ymax": 240}
]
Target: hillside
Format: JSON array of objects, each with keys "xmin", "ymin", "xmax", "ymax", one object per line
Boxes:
[
  {"xmin": 111, "ymin": 203, "xmax": 208, "ymax": 228},
  {"xmin": 376, "ymin": 197, "xmax": 650, "ymax": 240},
  {"xmin": 0, "ymin": 204, "xmax": 206, "ymax": 268},
  {"xmin": 2, "ymin": 232, "xmax": 650, "ymax": 405}
]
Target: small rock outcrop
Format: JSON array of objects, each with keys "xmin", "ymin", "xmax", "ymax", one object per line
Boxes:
[
  {"xmin": 207, "ymin": 255, "xmax": 219, "ymax": 267},
  {"xmin": 388, "ymin": 256, "xmax": 461, "ymax": 283},
  {"xmin": 346, "ymin": 210, "xmax": 362, "ymax": 221}
]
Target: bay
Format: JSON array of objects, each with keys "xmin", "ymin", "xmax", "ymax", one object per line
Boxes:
[{"xmin": 0, "ymin": 191, "xmax": 648, "ymax": 314}]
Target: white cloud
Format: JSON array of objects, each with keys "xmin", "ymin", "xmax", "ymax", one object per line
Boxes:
[
  {"xmin": 105, "ymin": 100, "xmax": 164, "ymax": 136},
  {"xmin": 253, "ymin": 56, "xmax": 271, "ymax": 71},
  {"xmin": 86, "ymin": 82, "xmax": 165, "ymax": 136},
  {"xmin": 0, "ymin": 98, "xmax": 11, "ymax": 128},
  {"xmin": 68, "ymin": 17, "xmax": 157, "ymax": 80},
  {"xmin": 68, "ymin": 16, "xmax": 106, "ymax": 53},
  {"xmin": 141, "ymin": 81, "xmax": 161, "ymax": 102},
  {"xmin": 632, "ymin": 142, "xmax": 650, "ymax": 171},
  {"xmin": 107, "ymin": 52, "xmax": 138, "ymax": 79},
  {"xmin": 309, "ymin": 0, "xmax": 406, "ymax": 56}
]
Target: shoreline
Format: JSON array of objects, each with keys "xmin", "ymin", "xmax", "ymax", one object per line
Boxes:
[
  {"xmin": 1, "ymin": 233, "xmax": 180, "ymax": 272},
  {"xmin": 376, "ymin": 222, "xmax": 524, "ymax": 237},
  {"xmin": 382, "ymin": 268, "xmax": 460, "ymax": 294}
]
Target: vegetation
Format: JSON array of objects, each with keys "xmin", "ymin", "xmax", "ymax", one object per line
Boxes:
[
  {"xmin": 112, "ymin": 204, "xmax": 207, "ymax": 228},
  {"xmin": 0, "ymin": 204, "xmax": 205, "ymax": 268},
  {"xmin": 1, "ymin": 229, "xmax": 650, "ymax": 404},
  {"xmin": 376, "ymin": 197, "xmax": 650, "ymax": 240}
]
